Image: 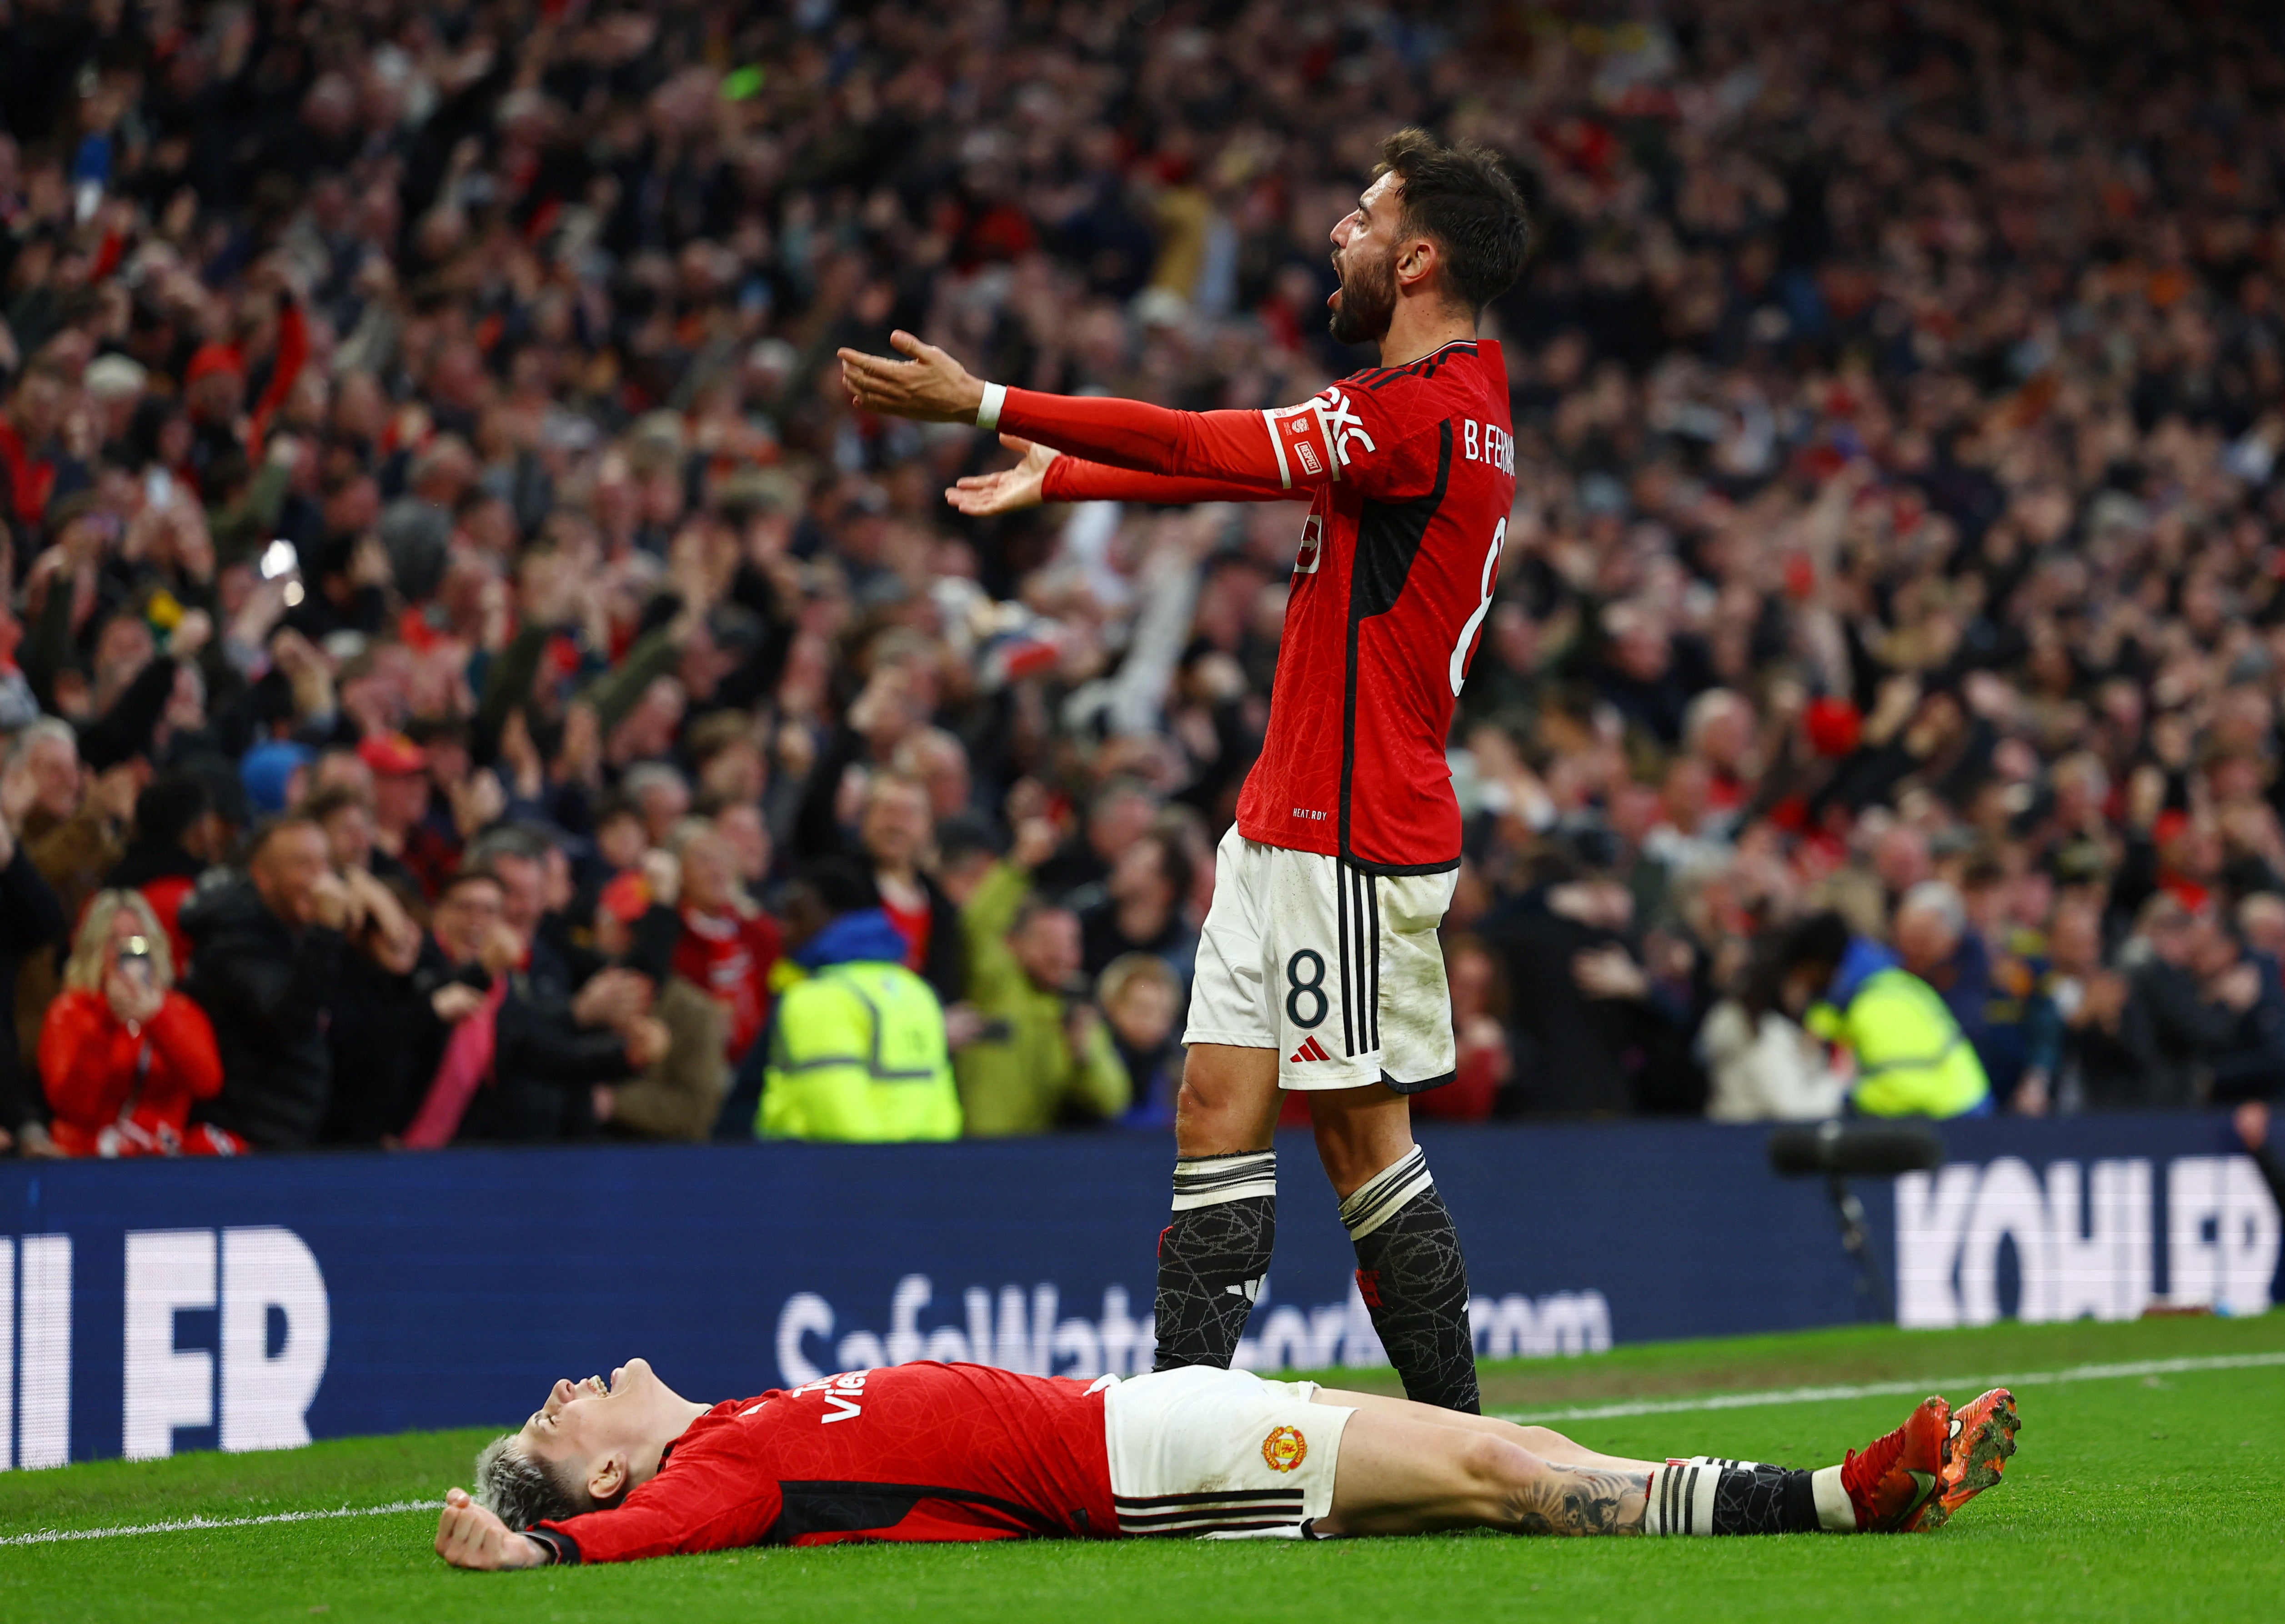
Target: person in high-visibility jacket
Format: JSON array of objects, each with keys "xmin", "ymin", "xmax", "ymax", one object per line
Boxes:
[
  {"xmin": 758, "ymin": 863, "xmax": 960, "ymax": 1142},
  {"xmin": 1780, "ymin": 910, "xmax": 1991, "ymax": 1119}
]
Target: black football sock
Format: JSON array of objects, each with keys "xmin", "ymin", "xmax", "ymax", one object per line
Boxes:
[
  {"xmin": 1152, "ymin": 1151, "xmax": 1276, "ymax": 1371},
  {"xmin": 1640, "ymin": 1458, "xmax": 1828, "ymax": 1535},
  {"xmin": 1340, "ymin": 1146, "xmax": 1480, "ymax": 1414}
]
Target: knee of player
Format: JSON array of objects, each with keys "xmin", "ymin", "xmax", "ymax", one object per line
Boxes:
[
  {"xmin": 1455, "ymin": 1434, "xmax": 1543, "ymax": 1501},
  {"xmin": 1513, "ymin": 1424, "xmax": 1575, "ymax": 1457}
]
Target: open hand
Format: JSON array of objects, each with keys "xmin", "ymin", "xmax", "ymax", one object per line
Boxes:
[
  {"xmin": 170, "ymin": 608, "xmax": 213, "ymax": 662},
  {"xmin": 946, "ymin": 435, "xmax": 1057, "ymax": 515},
  {"xmin": 435, "ymin": 1487, "xmax": 543, "ymax": 1570},
  {"xmin": 1012, "ymin": 814, "xmax": 1059, "ymax": 872},
  {"xmin": 837, "ymin": 330, "xmax": 987, "ymax": 424}
]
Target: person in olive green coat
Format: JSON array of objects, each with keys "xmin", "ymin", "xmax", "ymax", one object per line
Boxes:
[{"xmin": 952, "ymin": 856, "xmax": 1130, "ymax": 1136}]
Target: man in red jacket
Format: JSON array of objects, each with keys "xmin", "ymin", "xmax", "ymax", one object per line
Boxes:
[{"xmin": 434, "ymin": 1356, "xmax": 2020, "ymax": 1567}]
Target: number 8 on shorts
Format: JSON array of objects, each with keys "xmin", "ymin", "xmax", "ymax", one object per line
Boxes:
[{"xmin": 1184, "ymin": 825, "xmax": 1460, "ymax": 1094}]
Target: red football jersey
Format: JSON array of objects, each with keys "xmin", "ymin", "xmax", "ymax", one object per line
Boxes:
[
  {"xmin": 1007, "ymin": 340, "xmax": 1515, "ymax": 869},
  {"xmin": 671, "ymin": 905, "xmax": 783, "ymax": 1063},
  {"xmin": 531, "ymin": 1363, "xmax": 1117, "ymax": 1562}
]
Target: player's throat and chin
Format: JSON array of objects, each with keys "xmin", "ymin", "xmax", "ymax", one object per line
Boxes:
[{"xmin": 1347, "ymin": 258, "xmax": 1477, "ymax": 369}]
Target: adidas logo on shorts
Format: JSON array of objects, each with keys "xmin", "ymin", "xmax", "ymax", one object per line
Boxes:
[{"xmin": 1288, "ymin": 1036, "xmax": 1334, "ymax": 1064}]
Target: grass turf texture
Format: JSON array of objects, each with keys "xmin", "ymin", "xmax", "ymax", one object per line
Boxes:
[{"xmin": 4, "ymin": 1314, "xmax": 2280, "ymax": 1623}]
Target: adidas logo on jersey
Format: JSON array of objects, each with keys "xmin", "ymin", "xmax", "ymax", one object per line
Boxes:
[{"xmin": 1288, "ymin": 1036, "xmax": 1334, "ymax": 1064}]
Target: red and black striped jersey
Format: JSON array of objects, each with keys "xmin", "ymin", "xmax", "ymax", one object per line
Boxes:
[
  {"xmin": 1007, "ymin": 340, "xmax": 1515, "ymax": 871},
  {"xmin": 529, "ymin": 1363, "xmax": 1117, "ymax": 1562}
]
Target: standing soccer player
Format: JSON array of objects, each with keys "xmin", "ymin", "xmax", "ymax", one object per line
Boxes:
[{"xmin": 841, "ymin": 130, "xmax": 1530, "ymax": 1414}]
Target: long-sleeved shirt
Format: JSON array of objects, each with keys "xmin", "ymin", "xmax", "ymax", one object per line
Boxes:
[
  {"xmin": 39, "ymin": 988, "xmax": 223, "ymax": 1155},
  {"xmin": 529, "ymin": 1364, "xmax": 1116, "ymax": 1564}
]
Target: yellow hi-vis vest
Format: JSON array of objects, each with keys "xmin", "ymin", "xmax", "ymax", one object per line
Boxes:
[
  {"xmin": 1809, "ymin": 967, "xmax": 1990, "ymax": 1119},
  {"xmin": 759, "ymin": 961, "xmax": 962, "ymax": 1142}
]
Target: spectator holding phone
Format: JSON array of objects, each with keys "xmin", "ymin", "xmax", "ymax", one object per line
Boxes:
[{"xmin": 38, "ymin": 890, "xmax": 234, "ymax": 1157}]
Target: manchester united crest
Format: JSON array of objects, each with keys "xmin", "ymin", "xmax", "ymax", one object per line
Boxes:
[{"xmin": 1261, "ymin": 1425, "xmax": 1308, "ymax": 1473}]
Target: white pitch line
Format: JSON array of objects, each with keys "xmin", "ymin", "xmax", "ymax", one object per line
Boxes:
[
  {"xmin": 0, "ymin": 1498, "xmax": 435, "ymax": 1548},
  {"xmin": 1491, "ymin": 1349, "xmax": 2285, "ymax": 1425}
]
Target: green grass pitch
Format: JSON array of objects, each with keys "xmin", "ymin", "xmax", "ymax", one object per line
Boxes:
[{"xmin": 5, "ymin": 1313, "xmax": 2281, "ymax": 1623}]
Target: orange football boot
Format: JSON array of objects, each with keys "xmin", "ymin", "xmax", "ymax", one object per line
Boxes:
[
  {"xmin": 1839, "ymin": 1395, "xmax": 1951, "ymax": 1532},
  {"xmin": 1915, "ymin": 1387, "xmax": 2020, "ymax": 1531}
]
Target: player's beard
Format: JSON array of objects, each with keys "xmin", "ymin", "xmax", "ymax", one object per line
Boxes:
[{"xmin": 1328, "ymin": 246, "xmax": 1396, "ymax": 345}]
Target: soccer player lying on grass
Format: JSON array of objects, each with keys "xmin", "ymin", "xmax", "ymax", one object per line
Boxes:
[{"xmin": 433, "ymin": 1359, "xmax": 2019, "ymax": 1567}]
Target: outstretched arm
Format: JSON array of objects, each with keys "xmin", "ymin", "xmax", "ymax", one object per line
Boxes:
[
  {"xmin": 842, "ymin": 332, "xmax": 1336, "ymax": 492},
  {"xmin": 946, "ymin": 436, "xmax": 1301, "ymax": 516}
]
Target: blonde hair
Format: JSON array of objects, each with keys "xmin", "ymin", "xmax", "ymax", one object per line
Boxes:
[
  {"xmin": 64, "ymin": 890, "xmax": 175, "ymax": 994},
  {"xmin": 1097, "ymin": 951, "xmax": 1178, "ymax": 1009}
]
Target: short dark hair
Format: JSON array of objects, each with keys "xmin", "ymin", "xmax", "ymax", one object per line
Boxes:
[
  {"xmin": 1374, "ymin": 128, "xmax": 1532, "ymax": 315},
  {"xmin": 1011, "ymin": 892, "xmax": 1072, "ymax": 938},
  {"xmin": 797, "ymin": 854, "xmax": 880, "ymax": 917},
  {"xmin": 296, "ymin": 783, "xmax": 370, "ymax": 825},
  {"xmin": 436, "ymin": 866, "xmax": 505, "ymax": 903},
  {"xmin": 134, "ymin": 774, "xmax": 213, "ymax": 848},
  {"xmin": 1139, "ymin": 829, "xmax": 1194, "ymax": 903},
  {"xmin": 246, "ymin": 814, "xmax": 323, "ymax": 862},
  {"xmin": 1777, "ymin": 911, "xmax": 1853, "ymax": 980}
]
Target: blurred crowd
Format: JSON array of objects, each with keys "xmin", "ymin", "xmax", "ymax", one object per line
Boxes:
[{"xmin": 2, "ymin": 0, "xmax": 2284, "ymax": 1158}]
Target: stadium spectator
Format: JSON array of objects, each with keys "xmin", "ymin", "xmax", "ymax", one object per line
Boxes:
[
  {"xmin": 1480, "ymin": 855, "xmax": 1695, "ymax": 1116},
  {"xmin": 1699, "ymin": 936, "xmax": 1849, "ymax": 1124},
  {"xmin": 953, "ymin": 827, "xmax": 1130, "ymax": 1136},
  {"xmin": 305, "ymin": 786, "xmax": 429, "ymax": 1146},
  {"xmin": 364, "ymin": 732, "xmax": 446, "ymax": 895},
  {"xmin": 2093, "ymin": 896, "xmax": 2252, "ymax": 1112},
  {"xmin": 398, "ymin": 869, "xmax": 520, "ymax": 1150},
  {"xmin": 0, "ymin": 776, "xmax": 67, "ymax": 1156},
  {"xmin": 1415, "ymin": 936, "xmax": 1507, "ymax": 1124},
  {"xmin": 38, "ymin": 890, "xmax": 231, "ymax": 1158},
  {"xmin": 666, "ymin": 824, "xmax": 781, "ymax": 1067},
  {"xmin": 757, "ymin": 860, "xmax": 959, "ymax": 1143},
  {"xmin": 1892, "ymin": 881, "xmax": 1992, "ymax": 1059},
  {"xmin": 179, "ymin": 818, "xmax": 349, "ymax": 1151},
  {"xmin": 792, "ymin": 670, "xmax": 967, "ymax": 1007},
  {"xmin": 1782, "ymin": 913, "xmax": 1993, "ymax": 1120},
  {"xmin": 1100, "ymin": 952, "xmax": 1183, "ymax": 1129},
  {"xmin": 11, "ymin": 721, "xmax": 137, "ymax": 1061},
  {"xmin": 3, "ymin": 0, "xmax": 2285, "ymax": 1152},
  {"xmin": 1072, "ymin": 825, "xmax": 1196, "ymax": 984},
  {"xmin": 455, "ymin": 829, "xmax": 665, "ymax": 1144},
  {"xmin": 105, "ymin": 775, "xmax": 225, "ymax": 971},
  {"xmin": 591, "ymin": 873, "xmax": 727, "ymax": 1145}
]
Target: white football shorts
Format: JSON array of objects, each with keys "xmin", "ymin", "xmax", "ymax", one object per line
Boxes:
[
  {"xmin": 1183, "ymin": 826, "xmax": 1458, "ymax": 1092},
  {"xmin": 1099, "ymin": 1365, "xmax": 1353, "ymax": 1539}
]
